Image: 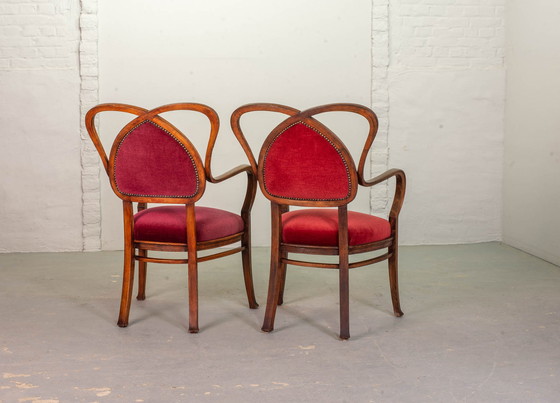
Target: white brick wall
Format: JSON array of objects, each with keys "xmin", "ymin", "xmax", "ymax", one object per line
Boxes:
[
  {"xmin": 0, "ymin": 0, "xmax": 83, "ymax": 252},
  {"xmin": 386, "ymin": 0, "xmax": 506, "ymax": 244},
  {"xmin": 371, "ymin": 0, "xmax": 391, "ymax": 213},
  {"xmin": 391, "ymin": 0, "xmax": 505, "ymax": 69},
  {"xmin": 370, "ymin": 0, "xmax": 505, "ymax": 219},
  {"xmin": 0, "ymin": 0, "xmax": 79, "ymax": 71},
  {"xmin": 0, "ymin": 0, "xmax": 100, "ymax": 251},
  {"xmin": 79, "ymin": 0, "xmax": 100, "ymax": 251}
]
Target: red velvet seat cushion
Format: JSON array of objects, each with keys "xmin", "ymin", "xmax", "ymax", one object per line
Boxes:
[
  {"xmin": 282, "ymin": 209, "xmax": 391, "ymax": 246},
  {"xmin": 134, "ymin": 206, "xmax": 244, "ymax": 244}
]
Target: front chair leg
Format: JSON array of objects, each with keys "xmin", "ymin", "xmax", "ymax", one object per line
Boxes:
[
  {"xmin": 388, "ymin": 249, "xmax": 404, "ymax": 317},
  {"xmin": 117, "ymin": 246, "xmax": 135, "ymax": 327},
  {"xmin": 241, "ymin": 241, "xmax": 259, "ymax": 309}
]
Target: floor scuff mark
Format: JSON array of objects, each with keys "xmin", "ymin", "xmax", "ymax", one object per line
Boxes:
[
  {"xmin": 3, "ymin": 373, "xmax": 31, "ymax": 379},
  {"xmin": 11, "ymin": 381, "xmax": 39, "ymax": 389},
  {"xmin": 74, "ymin": 387, "xmax": 111, "ymax": 397}
]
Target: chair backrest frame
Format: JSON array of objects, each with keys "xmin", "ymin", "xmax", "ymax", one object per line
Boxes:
[
  {"xmin": 230, "ymin": 103, "xmax": 300, "ymax": 175},
  {"xmin": 86, "ymin": 103, "xmax": 220, "ymax": 205},
  {"xmin": 231, "ymin": 103, "xmax": 378, "ymax": 207}
]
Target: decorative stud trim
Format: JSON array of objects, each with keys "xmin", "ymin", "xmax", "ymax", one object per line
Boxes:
[
  {"xmin": 262, "ymin": 121, "xmax": 353, "ymax": 201},
  {"xmin": 113, "ymin": 120, "xmax": 200, "ymax": 198}
]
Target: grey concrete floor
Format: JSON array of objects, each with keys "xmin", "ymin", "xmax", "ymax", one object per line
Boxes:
[{"xmin": 1, "ymin": 243, "xmax": 560, "ymax": 402}]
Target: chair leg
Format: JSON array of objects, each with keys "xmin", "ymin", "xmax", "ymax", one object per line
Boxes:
[
  {"xmin": 338, "ymin": 206, "xmax": 350, "ymax": 340},
  {"xmin": 187, "ymin": 258, "xmax": 199, "ymax": 333},
  {"xmin": 137, "ymin": 249, "xmax": 147, "ymax": 301},
  {"xmin": 277, "ymin": 252, "xmax": 287, "ymax": 306},
  {"xmin": 241, "ymin": 239, "xmax": 259, "ymax": 309},
  {"xmin": 118, "ymin": 201, "xmax": 135, "ymax": 328},
  {"xmin": 339, "ymin": 263, "xmax": 350, "ymax": 340},
  {"xmin": 261, "ymin": 254, "xmax": 282, "ymax": 332},
  {"xmin": 388, "ymin": 248, "xmax": 404, "ymax": 317},
  {"xmin": 117, "ymin": 244, "xmax": 135, "ymax": 327},
  {"xmin": 185, "ymin": 205, "xmax": 199, "ymax": 333},
  {"xmin": 262, "ymin": 203, "xmax": 283, "ymax": 332}
]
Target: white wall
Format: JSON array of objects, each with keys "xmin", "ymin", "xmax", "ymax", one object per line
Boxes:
[
  {"xmin": 0, "ymin": 0, "xmax": 525, "ymax": 255},
  {"xmin": 96, "ymin": 0, "xmax": 508, "ymax": 250},
  {"xmin": 0, "ymin": 1, "xmax": 83, "ymax": 252},
  {"xmin": 388, "ymin": 0, "xmax": 505, "ymax": 245},
  {"xmin": 503, "ymin": 0, "xmax": 560, "ymax": 266},
  {"xmin": 96, "ymin": 0, "xmax": 373, "ymax": 249}
]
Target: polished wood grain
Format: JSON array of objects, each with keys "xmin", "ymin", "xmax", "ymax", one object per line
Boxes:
[
  {"xmin": 233, "ymin": 103, "xmax": 406, "ymax": 340},
  {"xmin": 85, "ymin": 103, "xmax": 258, "ymax": 333}
]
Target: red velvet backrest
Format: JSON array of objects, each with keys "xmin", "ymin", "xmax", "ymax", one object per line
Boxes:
[
  {"xmin": 113, "ymin": 120, "xmax": 200, "ymax": 198},
  {"xmin": 108, "ymin": 114, "xmax": 205, "ymax": 204},
  {"xmin": 258, "ymin": 117, "xmax": 357, "ymax": 206}
]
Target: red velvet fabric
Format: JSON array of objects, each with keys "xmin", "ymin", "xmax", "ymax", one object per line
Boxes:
[
  {"xmin": 282, "ymin": 209, "xmax": 391, "ymax": 246},
  {"xmin": 263, "ymin": 123, "xmax": 350, "ymax": 200},
  {"xmin": 134, "ymin": 206, "xmax": 244, "ymax": 243},
  {"xmin": 115, "ymin": 121, "xmax": 198, "ymax": 197}
]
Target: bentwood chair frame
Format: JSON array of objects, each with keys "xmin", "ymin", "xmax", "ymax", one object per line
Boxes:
[
  {"xmin": 231, "ymin": 103, "xmax": 405, "ymax": 339},
  {"xmin": 85, "ymin": 103, "xmax": 258, "ymax": 333}
]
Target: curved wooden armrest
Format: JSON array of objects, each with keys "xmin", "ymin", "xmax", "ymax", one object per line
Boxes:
[
  {"xmin": 207, "ymin": 164, "xmax": 253, "ymax": 184},
  {"xmin": 206, "ymin": 163, "xmax": 257, "ymax": 216},
  {"xmin": 361, "ymin": 168, "xmax": 404, "ymax": 187},
  {"xmin": 361, "ymin": 169, "xmax": 406, "ymax": 220}
]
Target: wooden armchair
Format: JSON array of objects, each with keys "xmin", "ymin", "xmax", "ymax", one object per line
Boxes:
[
  {"xmin": 231, "ymin": 103, "xmax": 405, "ymax": 339},
  {"xmin": 85, "ymin": 103, "xmax": 258, "ymax": 333}
]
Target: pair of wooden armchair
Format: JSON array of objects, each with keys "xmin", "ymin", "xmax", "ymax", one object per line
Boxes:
[{"xmin": 85, "ymin": 102, "xmax": 405, "ymax": 340}]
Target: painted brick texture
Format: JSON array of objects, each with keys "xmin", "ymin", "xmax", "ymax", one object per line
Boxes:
[
  {"xmin": 372, "ymin": 0, "xmax": 505, "ymax": 217},
  {"xmin": 0, "ymin": 1, "xmax": 100, "ymax": 250},
  {"xmin": 0, "ymin": 0, "xmax": 84, "ymax": 252},
  {"xmin": 391, "ymin": 0, "xmax": 505, "ymax": 69},
  {"xmin": 79, "ymin": 0, "xmax": 100, "ymax": 251},
  {"xmin": 371, "ymin": 0, "xmax": 390, "ymax": 213},
  {"xmin": 0, "ymin": 0, "xmax": 79, "ymax": 70},
  {"xmin": 385, "ymin": 0, "xmax": 506, "ymax": 244}
]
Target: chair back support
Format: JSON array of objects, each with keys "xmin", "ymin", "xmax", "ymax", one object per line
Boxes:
[
  {"xmin": 86, "ymin": 103, "xmax": 215, "ymax": 204},
  {"xmin": 258, "ymin": 114, "xmax": 358, "ymax": 207},
  {"xmin": 85, "ymin": 103, "xmax": 260, "ymax": 333},
  {"xmin": 247, "ymin": 104, "xmax": 403, "ymax": 340},
  {"xmin": 111, "ymin": 117, "xmax": 201, "ymax": 201}
]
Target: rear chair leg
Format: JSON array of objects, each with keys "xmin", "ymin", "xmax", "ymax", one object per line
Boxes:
[
  {"xmin": 117, "ymin": 247, "xmax": 135, "ymax": 327},
  {"xmin": 137, "ymin": 249, "xmax": 147, "ymax": 301},
  {"xmin": 277, "ymin": 251, "xmax": 287, "ymax": 306},
  {"xmin": 339, "ymin": 264, "xmax": 350, "ymax": 340},
  {"xmin": 388, "ymin": 250, "xmax": 403, "ymax": 317},
  {"xmin": 187, "ymin": 256, "xmax": 199, "ymax": 333},
  {"xmin": 262, "ymin": 257, "xmax": 282, "ymax": 332}
]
